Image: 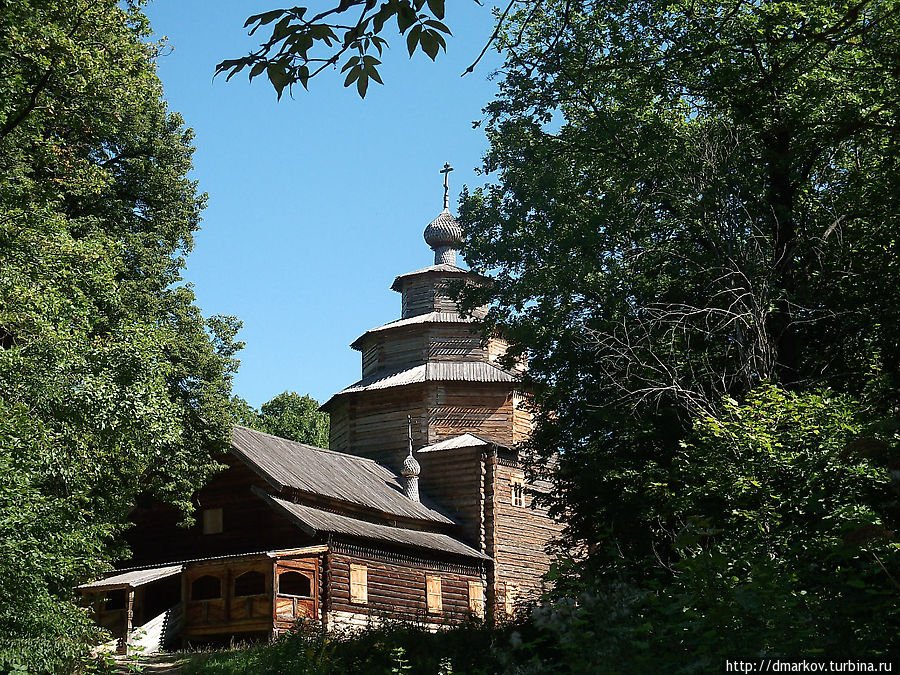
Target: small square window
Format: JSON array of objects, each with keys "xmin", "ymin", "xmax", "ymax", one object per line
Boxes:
[
  {"xmin": 202, "ymin": 508, "xmax": 223, "ymax": 534},
  {"xmin": 350, "ymin": 564, "xmax": 367, "ymax": 604},
  {"xmin": 510, "ymin": 477, "xmax": 525, "ymax": 507},
  {"xmin": 426, "ymin": 574, "xmax": 442, "ymax": 614}
]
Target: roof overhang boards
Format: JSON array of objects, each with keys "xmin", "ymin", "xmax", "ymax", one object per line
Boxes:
[
  {"xmin": 253, "ymin": 487, "xmax": 490, "ymax": 562},
  {"xmin": 77, "ymin": 565, "xmax": 183, "ymax": 593}
]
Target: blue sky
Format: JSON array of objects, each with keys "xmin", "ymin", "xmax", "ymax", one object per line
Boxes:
[{"xmin": 144, "ymin": 1, "xmax": 502, "ymax": 407}]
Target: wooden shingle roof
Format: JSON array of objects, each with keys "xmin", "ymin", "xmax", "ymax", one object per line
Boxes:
[
  {"xmin": 78, "ymin": 565, "xmax": 183, "ymax": 592},
  {"xmin": 231, "ymin": 426, "xmax": 452, "ymax": 525},
  {"xmin": 390, "ymin": 263, "xmax": 468, "ymax": 292},
  {"xmin": 349, "ymin": 311, "xmax": 478, "ymax": 350},
  {"xmin": 322, "ymin": 361, "xmax": 518, "ymax": 407},
  {"xmin": 256, "ymin": 489, "xmax": 490, "ymax": 561},
  {"xmin": 418, "ymin": 433, "xmax": 499, "ymax": 453}
]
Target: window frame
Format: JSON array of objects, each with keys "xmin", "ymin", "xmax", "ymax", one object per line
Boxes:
[
  {"xmin": 426, "ymin": 574, "xmax": 443, "ymax": 615},
  {"xmin": 349, "ymin": 564, "xmax": 368, "ymax": 605},
  {"xmin": 468, "ymin": 580, "xmax": 484, "ymax": 617},
  {"xmin": 191, "ymin": 574, "xmax": 222, "ymax": 601},
  {"xmin": 504, "ymin": 583, "xmax": 518, "ymax": 616},
  {"xmin": 277, "ymin": 570, "xmax": 313, "ymax": 598},
  {"xmin": 233, "ymin": 570, "xmax": 267, "ymax": 597}
]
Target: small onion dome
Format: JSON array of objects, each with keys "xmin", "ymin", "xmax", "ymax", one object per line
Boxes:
[
  {"xmin": 401, "ymin": 451, "xmax": 420, "ymax": 478},
  {"xmin": 424, "ymin": 209, "xmax": 463, "ymax": 265}
]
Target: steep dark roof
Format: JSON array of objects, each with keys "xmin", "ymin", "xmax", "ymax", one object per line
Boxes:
[
  {"xmin": 256, "ymin": 489, "xmax": 490, "ymax": 561},
  {"xmin": 231, "ymin": 426, "xmax": 452, "ymax": 525}
]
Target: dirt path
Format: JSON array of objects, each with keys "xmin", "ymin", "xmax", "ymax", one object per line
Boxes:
[{"xmin": 115, "ymin": 654, "xmax": 185, "ymax": 674}]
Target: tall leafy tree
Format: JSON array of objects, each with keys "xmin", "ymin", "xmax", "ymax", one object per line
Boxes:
[
  {"xmin": 0, "ymin": 1, "xmax": 242, "ymax": 669},
  {"xmin": 237, "ymin": 392, "xmax": 330, "ymax": 447},
  {"xmin": 456, "ymin": 0, "xmax": 899, "ymax": 659}
]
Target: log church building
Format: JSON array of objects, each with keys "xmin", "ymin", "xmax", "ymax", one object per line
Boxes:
[{"xmin": 78, "ymin": 166, "xmax": 562, "ymax": 653}]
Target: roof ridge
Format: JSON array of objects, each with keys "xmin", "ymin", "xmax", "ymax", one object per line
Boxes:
[{"xmin": 232, "ymin": 425, "xmax": 382, "ymax": 465}]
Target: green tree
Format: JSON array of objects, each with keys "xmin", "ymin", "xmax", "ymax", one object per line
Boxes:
[
  {"xmin": 455, "ymin": 0, "xmax": 899, "ymax": 658},
  {"xmin": 217, "ymin": 0, "xmax": 457, "ymax": 98},
  {"xmin": 253, "ymin": 392, "xmax": 330, "ymax": 448},
  {"xmin": 0, "ymin": 1, "xmax": 241, "ymax": 669}
]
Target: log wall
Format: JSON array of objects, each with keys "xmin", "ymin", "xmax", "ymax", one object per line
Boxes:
[
  {"xmin": 491, "ymin": 460, "xmax": 564, "ymax": 617},
  {"xmin": 326, "ymin": 543, "xmax": 484, "ymax": 630},
  {"xmin": 427, "ymin": 384, "xmax": 515, "ymax": 447},
  {"xmin": 126, "ymin": 456, "xmax": 309, "ymax": 566},
  {"xmin": 416, "ymin": 446, "xmax": 484, "ymax": 549}
]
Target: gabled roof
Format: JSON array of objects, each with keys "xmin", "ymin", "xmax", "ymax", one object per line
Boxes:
[
  {"xmin": 256, "ymin": 489, "xmax": 490, "ymax": 561},
  {"xmin": 322, "ymin": 361, "xmax": 519, "ymax": 407},
  {"xmin": 390, "ymin": 263, "xmax": 468, "ymax": 292},
  {"xmin": 350, "ymin": 311, "xmax": 478, "ymax": 350},
  {"xmin": 231, "ymin": 426, "xmax": 452, "ymax": 525}
]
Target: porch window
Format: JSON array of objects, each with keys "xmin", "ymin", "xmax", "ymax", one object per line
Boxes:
[
  {"xmin": 278, "ymin": 571, "xmax": 312, "ymax": 597},
  {"xmin": 234, "ymin": 570, "xmax": 266, "ymax": 597},
  {"xmin": 104, "ymin": 589, "xmax": 126, "ymax": 611},
  {"xmin": 191, "ymin": 575, "xmax": 221, "ymax": 601},
  {"xmin": 349, "ymin": 564, "xmax": 367, "ymax": 604},
  {"xmin": 468, "ymin": 581, "xmax": 484, "ymax": 617},
  {"xmin": 426, "ymin": 575, "xmax": 442, "ymax": 614}
]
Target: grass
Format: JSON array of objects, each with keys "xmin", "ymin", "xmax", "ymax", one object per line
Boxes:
[{"xmin": 179, "ymin": 621, "xmax": 505, "ymax": 675}]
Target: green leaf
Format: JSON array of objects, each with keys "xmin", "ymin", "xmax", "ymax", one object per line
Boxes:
[
  {"xmin": 341, "ymin": 55, "xmax": 360, "ymax": 72},
  {"xmin": 396, "ymin": 2, "xmax": 416, "ymax": 32},
  {"xmin": 406, "ymin": 24, "xmax": 422, "ymax": 57},
  {"xmin": 249, "ymin": 61, "xmax": 267, "ymax": 78},
  {"xmin": 343, "ymin": 65, "xmax": 360, "ymax": 87},
  {"xmin": 426, "ymin": 0, "xmax": 445, "ymax": 21},
  {"xmin": 419, "ymin": 30, "xmax": 439, "ymax": 60},
  {"xmin": 423, "ymin": 19, "xmax": 450, "ymax": 34},
  {"xmin": 267, "ymin": 63, "xmax": 291, "ymax": 100},
  {"xmin": 244, "ymin": 9, "xmax": 285, "ymax": 30}
]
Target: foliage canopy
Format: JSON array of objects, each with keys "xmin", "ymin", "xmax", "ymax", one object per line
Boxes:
[
  {"xmin": 456, "ymin": 0, "xmax": 899, "ymax": 659},
  {"xmin": 0, "ymin": 0, "xmax": 242, "ymax": 669},
  {"xmin": 235, "ymin": 391, "xmax": 330, "ymax": 447}
]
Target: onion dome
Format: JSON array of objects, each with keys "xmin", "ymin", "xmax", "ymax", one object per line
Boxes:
[
  {"xmin": 401, "ymin": 450, "xmax": 421, "ymax": 478},
  {"xmin": 424, "ymin": 209, "xmax": 463, "ymax": 265},
  {"xmin": 425, "ymin": 162, "xmax": 463, "ymax": 265}
]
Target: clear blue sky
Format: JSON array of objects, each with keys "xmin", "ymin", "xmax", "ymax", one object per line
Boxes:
[{"xmin": 144, "ymin": 1, "xmax": 502, "ymax": 407}]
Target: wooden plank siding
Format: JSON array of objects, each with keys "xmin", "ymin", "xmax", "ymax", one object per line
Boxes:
[
  {"xmin": 428, "ymin": 384, "xmax": 515, "ymax": 447},
  {"xmin": 126, "ymin": 457, "xmax": 310, "ymax": 567},
  {"xmin": 416, "ymin": 446, "xmax": 485, "ymax": 549},
  {"xmin": 326, "ymin": 545, "xmax": 483, "ymax": 630},
  {"xmin": 491, "ymin": 462, "xmax": 565, "ymax": 616}
]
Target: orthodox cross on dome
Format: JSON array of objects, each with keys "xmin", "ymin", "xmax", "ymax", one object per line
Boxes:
[
  {"xmin": 440, "ymin": 162, "xmax": 454, "ymax": 210},
  {"xmin": 424, "ymin": 162, "xmax": 463, "ymax": 265}
]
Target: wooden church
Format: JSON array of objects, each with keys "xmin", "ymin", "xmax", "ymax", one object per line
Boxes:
[{"xmin": 78, "ymin": 166, "xmax": 563, "ymax": 653}]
